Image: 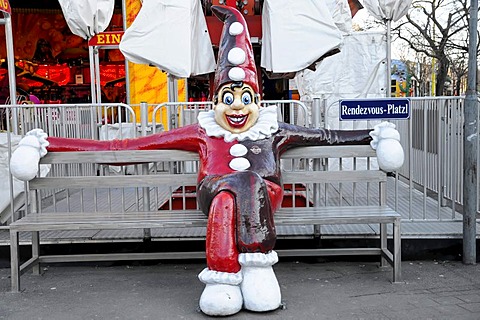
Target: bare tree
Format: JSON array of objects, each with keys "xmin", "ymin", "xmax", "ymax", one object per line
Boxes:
[
  {"xmin": 448, "ymin": 51, "xmax": 469, "ymax": 95},
  {"xmin": 395, "ymin": 0, "xmax": 470, "ymax": 96}
]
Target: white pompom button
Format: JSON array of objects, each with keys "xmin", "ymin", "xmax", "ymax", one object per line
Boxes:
[
  {"xmin": 228, "ymin": 67, "xmax": 246, "ymax": 81},
  {"xmin": 230, "ymin": 144, "xmax": 248, "ymax": 157},
  {"xmin": 229, "ymin": 157, "xmax": 250, "ymax": 171},
  {"xmin": 229, "ymin": 22, "xmax": 244, "ymax": 35},
  {"xmin": 228, "ymin": 48, "xmax": 246, "ymax": 65}
]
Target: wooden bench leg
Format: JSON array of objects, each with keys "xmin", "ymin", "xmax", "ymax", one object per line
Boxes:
[
  {"xmin": 10, "ymin": 230, "xmax": 20, "ymax": 293},
  {"xmin": 313, "ymin": 224, "xmax": 322, "ymax": 241},
  {"xmin": 32, "ymin": 231, "xmax": 40, "ymax": 275},
  {"xmin": 393, "ymin": 218, "xmax": 402, "ymax": 283},
  {"xmin": 380, "ymin": 223, "xmax": 388, "ymax": 268}
]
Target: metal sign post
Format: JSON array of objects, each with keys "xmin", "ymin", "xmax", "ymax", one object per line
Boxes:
[
  {"xmin": 0, "ymin": 1, "xmax": 17, "ymax": 134},
  {"xmin": 463, "ymin": 0, "xmax": 478, "ymax": 265},
  {"xmin": 88, "ymin": 31, "xmax": 125, "ymax": 136}
]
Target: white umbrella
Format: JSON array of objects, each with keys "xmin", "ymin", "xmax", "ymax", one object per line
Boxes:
[
  {"xmin": 261, "ymin": 0, "xmax": 344, "ymax": 75},
  {"xmin": 58, "ymin": 0, "xmax": 115, "ymax": 39},
  {"xmin": 362, "ymin": 0, "xmax": 413, "ymax": 96},
  {"xmin": 57, "ymin": 0, "xmax": 115, "ymax": 106},
  {"xmin": 119, "ymin": 0, "xmax": 215, "ymax": 78},
  {"xmin": 362, "ymin": 0, "xmax": 412, "ymax": 22}
]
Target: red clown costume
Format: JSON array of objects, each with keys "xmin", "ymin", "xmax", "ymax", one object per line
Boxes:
[{"xmin": 10, "ymin": 5, "xmax": 404, "ymax": 317}]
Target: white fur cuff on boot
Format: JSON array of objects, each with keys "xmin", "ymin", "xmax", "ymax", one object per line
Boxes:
[
  {"xmin": 239, "ymin": 251, "xmax": 281, "ymax": 312},
  {"xmin": 198, "ymin": 268, "xmax": 243, "ymax": 316}
]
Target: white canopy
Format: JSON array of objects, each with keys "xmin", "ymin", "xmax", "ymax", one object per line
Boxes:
[
  {"xmin": 261, "ymin": 0, "xmax": 344, "ymax": 74},
  {"xmin": 119, "ymin": 0, "xmax": 216, "ymax": 78},
  {"xmin": 326, "ymin": 0, "xmax": 354, "ymax": 34},
  {"xmin": 58, "ymin": 0, "xmax": 115, "ymax": 39},
  {"xmin": 295, "ymin": 31, "xmax": 387, "ymax": 130},
  {"xmin": 362, "ymin": 0, "xmax": 412, "ymax": 22}
]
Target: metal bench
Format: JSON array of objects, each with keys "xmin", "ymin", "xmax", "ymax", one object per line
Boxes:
[{"xmin": 9, "ymin": 145, "xmax": 401, "ymax": 292}]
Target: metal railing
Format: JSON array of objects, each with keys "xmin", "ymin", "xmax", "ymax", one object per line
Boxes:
[
  {"xmin": 2, "ymin": 98, "xmax": 478, "ymax": 224},
  {"xmin": 1, "ymin": 103, "xmax": 137, "ymax": 139},
  {"xmin": 149, "ymin": 100, "xmax": 309, "ymax": 130},
  {"xmin": 392, "ymin": 96, "xmax": 479, "ymax": 219}
]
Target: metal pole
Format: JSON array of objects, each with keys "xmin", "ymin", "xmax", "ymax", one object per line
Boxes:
[
  {"xmin": 89, "ymin": 46, "xmax": 97, "ymax": 104},
  {"xmin": 386, "ymin": 19, "xmax": 392, "ymax": 98},
  {"xmin": 312, "ymin": 97, "xmax": 321, "ymax": 128},
  {"xmin": 4, "ymin": 13, "xmax": 17, "ymax": 134},
  {"xmin": 167, "ymin": 74, "xmax": 178, "ymax": 103},
  {"xmin": 94, "ymin": 47, "xmax": 102, "ymax": 104},
  {"xmin": 140, "ymin": 101, "xmax": 151, "ymax": 240},
  {"xmin": 140, "ymin": 101, "xmax": 148, "ymax": 135},
  {"xmin": 463, "ymin": 0, "xmax": 478, "ymax": 265},
  {"xmin": 122, "ymin": 0, "xmax": 131, "ymax": 105}
]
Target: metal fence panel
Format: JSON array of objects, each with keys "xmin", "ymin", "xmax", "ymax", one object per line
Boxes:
[
  {"xmin": 392, "ymin": 97, "xmax": 479, "ymax": 220},
  {"xmin": 2, "ymin": 98, "xmax": 478, "ymax": 225}
]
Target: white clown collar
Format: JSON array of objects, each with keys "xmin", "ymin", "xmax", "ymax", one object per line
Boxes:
[{"xmin": 197, "ymin": 105, "xmax": 279, "ymax": 142}]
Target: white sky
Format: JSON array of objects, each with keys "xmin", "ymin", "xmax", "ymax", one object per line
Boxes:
[{"xmin": 352, "ymin": 7, "xmax": 404, "ymax": 60}]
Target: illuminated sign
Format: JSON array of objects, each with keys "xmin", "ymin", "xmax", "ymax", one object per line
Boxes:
[
  {"xmin": 88, "ymin": 31, "xmax": 124, "ymax": 47},
  {"xmin": 0, "ymin": 0, "xmax": 11, "ymax": 15}
]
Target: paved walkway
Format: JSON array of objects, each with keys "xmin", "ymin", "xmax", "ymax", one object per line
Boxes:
[{"xmin": 1, "ymin": 259, "xmax": 479, "ymax": 319}]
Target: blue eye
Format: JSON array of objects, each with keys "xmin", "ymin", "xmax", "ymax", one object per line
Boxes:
[
  {"xmin": 222, "ymin": 92, "xmax": 234, "ymax": 105},
  {"xmin": 241, "ymin": 92, "xmax": 252, "ymax": 105}
]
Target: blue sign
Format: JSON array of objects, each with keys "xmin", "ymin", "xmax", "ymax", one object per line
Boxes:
[{"xmin": 339, "ymin": 98, "xmax": 410, "ymax": 120}]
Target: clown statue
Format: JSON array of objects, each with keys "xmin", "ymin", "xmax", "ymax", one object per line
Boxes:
[{"xmin": 10, "ymin": 5, "xmax": 404, "ymax": 317}]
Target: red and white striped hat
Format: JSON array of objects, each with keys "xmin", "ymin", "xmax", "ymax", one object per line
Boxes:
[{"xmin": 211, "ymin": 5, "xmax": 259, "ymax": 94}]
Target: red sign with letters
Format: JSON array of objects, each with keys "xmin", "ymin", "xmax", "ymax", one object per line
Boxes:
[
  {"xmin": 0, "ymin": 0, "xmax": 11, "ymax": 15},
  {"xmin": 88, "ymin": 31, "xmax": 124, "ymax": 47}
]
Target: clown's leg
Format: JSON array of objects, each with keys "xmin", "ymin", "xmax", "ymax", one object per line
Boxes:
[
  {"xmin": 198, "ymin": 191, "xmax": 242, "ymax": 316},
  {"xmin": 236, "ymin": 177, "xmax": 283, "ymax": 312}
]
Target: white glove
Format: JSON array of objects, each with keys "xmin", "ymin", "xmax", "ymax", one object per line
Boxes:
[
  {"xmin": 10, "ymin": 129, "xmax": 50, "ymax": 181},
  {"xmin": 369, "ymin": 122, "xmax": 404, "ymax": 172}
]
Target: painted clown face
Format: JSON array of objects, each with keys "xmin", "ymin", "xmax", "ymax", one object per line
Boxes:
[{"xmin": 214, "ymin": 82, "xmax": 259, "ymax": 133}]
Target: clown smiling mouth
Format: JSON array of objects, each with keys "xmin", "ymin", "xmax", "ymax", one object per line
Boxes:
[{"xmin": 226, "ymin": 114, "xmax": 248, "ymax": 128}]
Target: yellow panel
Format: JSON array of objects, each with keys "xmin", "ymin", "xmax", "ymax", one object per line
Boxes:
[{"xmin": 125, "ymin": 0, "xmax": 186, "ymax": 126}]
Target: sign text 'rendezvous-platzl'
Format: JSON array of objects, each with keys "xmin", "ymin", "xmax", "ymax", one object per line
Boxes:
[{"xmin": 339, "ymin": 98, "xmax": 410, "ymax": 120}]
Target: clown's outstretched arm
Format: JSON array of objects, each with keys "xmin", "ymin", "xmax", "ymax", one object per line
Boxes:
[
  {"xmin": 10, "ymin": 126, "xmax": 202, "ymax": 181},
  {"xmin": 369, "ymin": 122, "xmax": 404, "ymax": 172}
]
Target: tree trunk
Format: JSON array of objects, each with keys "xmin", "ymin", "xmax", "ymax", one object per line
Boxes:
[
  {"xmin": 455, "ymin": 77, "xmax": 462, "ymax": 96},
  {"xmin": 435, "ymin": 56, "xmax": 450, "ymax": 96}
]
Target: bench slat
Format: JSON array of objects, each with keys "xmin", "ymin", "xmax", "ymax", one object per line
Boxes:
[
  {"xmin": 282, "ymin": 170, "xmax": 386, "ymax": 184},
  {"xmin": 29, "ymin": 174, "xmax": 198, "ymax": 189},
  {"xmin": 277, "ymin": 206, "xmax": 398, "ymax": 216},
  {"xmin": 40, "ymin": 150, "xmax": 200, "ymax": 164},
  {"xmin": 10, "ymin": 206, "xmax": 399, "ymax": 231},
  {"xmin": 10, "ymin": 211, "xmax": 207, "ymax": 231},
  {"xmin": 282, "ymin": 145, "xmax": 376, "ymax": 159}
]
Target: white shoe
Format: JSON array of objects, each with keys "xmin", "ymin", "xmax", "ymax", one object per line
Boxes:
[
  {"xmin": 239, "ymin": 251, "xmax": 282, "ymax": 312},
  {"xmin": 198, "ymin": 268, "xmax": 243, "ymax": 316}
]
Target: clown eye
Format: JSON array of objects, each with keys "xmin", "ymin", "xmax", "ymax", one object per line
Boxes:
[
  {"xmin": 222, "ymin": 92, "xmax": 234, "ymax": 105},
  {"xmin": 241, "ymin": 92, "xmax": 252, "ymax": 105}
]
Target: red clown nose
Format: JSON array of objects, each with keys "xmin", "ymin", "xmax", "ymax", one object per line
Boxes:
[{"xmin": 211, "ymin": 5, "xmax": 259, "ymax": 95}]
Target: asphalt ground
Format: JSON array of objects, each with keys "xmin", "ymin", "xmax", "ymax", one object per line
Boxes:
[{"xmin": 1, "ymin": 258, "xmax": 480, "ymax": 320}]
